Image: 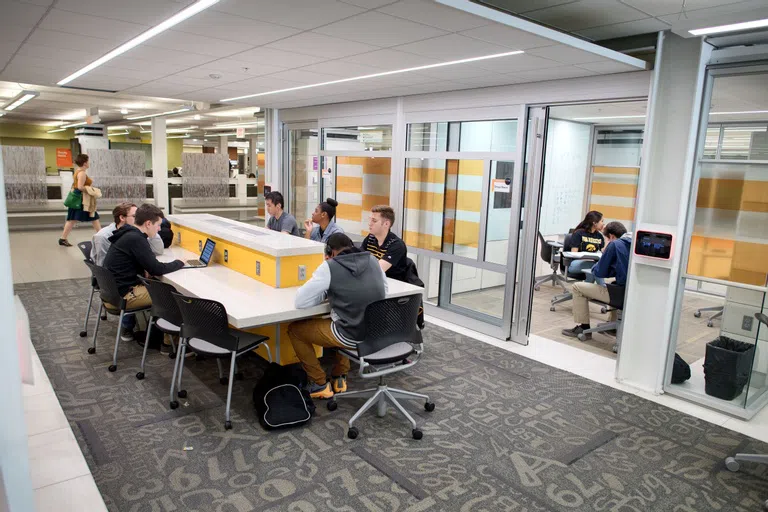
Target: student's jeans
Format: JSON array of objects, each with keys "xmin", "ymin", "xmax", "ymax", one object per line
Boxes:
[{"xmin": 568, "ymin": 259, "xmax": 604, "ymax": 285}]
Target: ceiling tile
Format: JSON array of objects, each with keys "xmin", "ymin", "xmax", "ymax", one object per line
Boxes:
[
  {"xmin": 101, "ymin": 53, "xmax": 191, "ymax": 75},
  {"xmin": 39, "ymin": 9, "xmax": 149, "ymax": 43},
  {"xmin": 192, "ymin": 58, "xmax": 289, "ymax": 77},
  {"xmin": 69, "ymin": 72, "xmax": 146, "ymax": 91},
  {"xmin": 526, "ymin": 45, "xmax": 605, "ymax": 64},
  {"xmin": 0, "ymin": 24, "xmax": 34, "ymax": 46},
  {"xmin": 120, "ymin": 45, "xmax": 214, "ymax": 68},
  {"xmin": 25, "ymin": 29, "xmax": 114, "ymax": 55},
  {"xmin": 171, "ymin": 66, "xmax": 277, "ymax": 86},
  {"xmin": 472, "ymin": 52, "xmax": 558, "ymax": 73},
  {"xmin": 18, "ymin": 0, "xmax": 55, "ymax": 6},
  {"xmin": 8, "ymin": 55, "xmax": 82, "ymax": 74},
  {"xmin": 313, "ymin": 12, "xmax": 447, "ymax": 48},
  {"xmin": 16, "ymin": 43, "xmax": 102, "ymax": 65},
  {"xmin": 297, "ymin": 59, "xmax": 389, "ymax": 78},
  {"xmin": 171, "ymin": 11, "xmax": 301, "ymax": 47},
  {"xmin": 213, "ymin": 0, "xmax": 366, "ymax": 30},
  {"xmin": 122, "ymin": 81, "xmax": 198, "ymax": 98},
  {"xmin": 232, "ymin": 47, "xmax": 327, "ymax": 68},
  {"xmin": 342, "ymin": 49, "xmax": 440, "ymax": 69},
  {"xmin": 1, "ymin": 63, "xmax": 68, "ymax": 85},
  {"xmin": 394, "ymin": 34, "xmax": 511, "ymax": 60},
  {"xmin": 339, "ymin": 0, "xmax": 394, "ymax": 7},
  {"xmin": 657, "ymin": 0, "xmax": 768, "ymax": 23},
  {"xmin": 266, "ymin": 32, "xmax": 380, "ymax": 59},
  {"xmin": 208, "ymin": 76, "xmax": 307, "ymax": 95},
  {"xmin": 576, "ymin": 60, "xmax": 642, "ymax": 73},
  {"xmin": 524, "ymin": 0, "xmax": 650, "ymax": 31},
  {"xmin": 377, "ymin": 0, "xmax": 489, "ymax": 32},
  {"xmin": 3, "ymin": 1, "xmax": 48, "ymax": 28},
  {"xmin": 451, "ymin": 74, "xmax": 522, "ymax": 88},
  {"xmin": 474, "ymin": 0, "xmax": 576, "ymax": 12},
  {"xmin": 576, "ymin": 18, "xmax": 670, "ymax": 40},
  {"xmin": 266, "ymin": 69, "xmax": 341, "ymax": 85},
  {"xmin": 146, "ymin": 31, "xmax": 253, "ymax": 58},
  {"xmin": 459, "ymin": 23, "xmax": 556, "ymax": 50},
  {"xmin": 621, "ymin": 0, "xmax": 746, "ymax": 17},
  {"xmin": 513, "ymin": 65, "xmax": 597, "ymax": 82},
  {"xmin": 54, "ymin": 0, "xmax": 192, "ymax": 26},
  {"xmin": 413, "ymin": 64, "xmax": 490, "ymax": 80}
]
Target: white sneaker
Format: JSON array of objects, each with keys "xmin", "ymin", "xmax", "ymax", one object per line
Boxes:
[{"xmin": 120, "ymin": 331, "xmax": 135, "ymax": 342}]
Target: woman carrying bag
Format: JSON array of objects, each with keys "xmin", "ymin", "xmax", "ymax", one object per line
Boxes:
[{"xmin": 59, "ymin": 154, "xmax": 101, "ymax": 247}]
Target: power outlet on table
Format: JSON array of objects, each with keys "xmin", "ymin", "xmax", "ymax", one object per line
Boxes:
[
  {"xmin": 255, "ymin": 261, "xmax": 261, "ymax": 276},
  {"xmin": 742, "ymin": 315, "xmax": 754, "ymax": 331},
  {"xmin": 198, "ymin": 240, "xmax": 202, "ymax": 252},
  {"xmin": 224, "ymin": 249, "xmax": 228, "ymax": 263},
  {"xmin": 298, "ymin": 265, "xmax": 306, "ymax": 281}
]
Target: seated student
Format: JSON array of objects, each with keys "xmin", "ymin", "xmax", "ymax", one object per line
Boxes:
[
  {"xmin": 158, "ymin": 216, "xmax": 174, "ymax": 249},
  {"xmin": 265, "ymin": 191, "xmax": 299, "ymax": 236},
  {"xmin": 103, "ymin": 204, "xmax": 185, "ymax": 340},
  {"xmin": 361, "ymin": 205, "xmax": 408, "ymax": 281},
  {"xmin": 288, "ymin": 233, "xmax": 387, "ymax": 399},
  {"xmin": 303, "ymin": 198, "xmax": 344, "ymax": 243},
  {"xmin": 562, "ymin": 221, "xmax": 631, "ymax": 340},
  {"xmin": 91, "ymin": 202, "xmax": 136, "ymax": 266},
  {"xmin": 567, "ymin": 211, "xmax": 605, "ymax": 281}
]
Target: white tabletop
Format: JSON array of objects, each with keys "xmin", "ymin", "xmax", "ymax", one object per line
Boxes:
[
  {"xmin": 563, "ymin": 251, "xmax": 602, "ymax": 260},
  {"xmin": 158, "ymin": 246, "xmax": 424, "ymax": 328},
  {"xmin": 167, "ymin": 213, "xmax": 324, "ymax": 257}
]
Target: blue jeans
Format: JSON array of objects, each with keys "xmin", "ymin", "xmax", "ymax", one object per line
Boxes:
[
  {"xmin": 568, "ymin": 259, "xmax": 603, "ymax": 284},
  {"xmin": 122, "ymin": 313, "xmax": 135, "ymax": 331}
]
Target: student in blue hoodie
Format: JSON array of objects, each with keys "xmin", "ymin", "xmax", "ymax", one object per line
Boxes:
[{"xmin": 562, "ymin": 221, "xmax": 631, "ymax": 341}]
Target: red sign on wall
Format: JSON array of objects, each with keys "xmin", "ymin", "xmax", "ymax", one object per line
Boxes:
[{"xmin": 56, "ymin": 148, "xmax": 73, "ymax": 168}]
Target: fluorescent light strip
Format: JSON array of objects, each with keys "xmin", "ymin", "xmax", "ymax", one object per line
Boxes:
[
  {"xmin": 57, "ymin": 0, "xmax": 219, "ymax": 85},
  {"xmin": 573, "ymin": 115, "xmax": 646, "ymax": 120},
  {"xmin": 5, "ymin": 93, "xmax": 37, "ymax": 111},
  {"xmin": 689, "ymin": 17, "xmax": 768, "ymax": 36},
  {"xmin": 126, "ymin": 107, "xmax": 193, "ymax": 121},
  {"xmin": 109, "ymin": 131, "xmax": 130, "ymax": 136},
  {"xmin": 140, "ymin": 126, "xmax": 198, "ymax": 134},
  {"xmin": 221, "ymin": 50, "xmax": 525, "ymax": 102},
  {"xmin": 710, "ymin": 110, "xmax": 768, "ymax": 115},
  {"xmin": 167, "ymin": 134, "xmax": 191, "ymax": 139},
  {"xmin": 48, "ymin": 121, "xmax": 87, "ymax": 133},
  {"xmin": 204, "ymin": 131, "xmax": 258, "ymax": 137},
  {"xmin": 47, "ymin": 128, "xmax": 67, "ymax": 133},
  {"xmin": 212, "ymin": 121, "xmax": 264, "ymax": 128}
]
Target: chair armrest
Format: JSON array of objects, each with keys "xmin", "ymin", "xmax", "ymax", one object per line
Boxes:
[{"xmin": 546, "ymin": 240, "xmax": 564, "ymax": 249}]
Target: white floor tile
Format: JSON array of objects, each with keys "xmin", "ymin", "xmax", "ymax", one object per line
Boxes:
[
  {"xmin": 23, "ymin": 392, "xmax": 69, "ymax": 437},
  {"xmin": 28, "ymin": 429, "xmax": 90, "ymax": 489},
  {"xmin": 34, "ymin": 475, "xmax": 107, "ymax": 512}
]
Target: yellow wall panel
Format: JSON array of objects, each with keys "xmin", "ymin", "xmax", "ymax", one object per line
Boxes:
[
  {"xmin": 589, "ymin": 204, "xmax": 635, "ymax": 221},
  {"xmin": 362, "ymin": 195, "xmax": 390, "ymax": 210},
  {"xmin": 337, "ymin": 203, "xmax": 363, "ymax": 221},
  {"xmin": 279, "ymin": 254, "xmax": 324, "ymax": 288},
  {"xmin": 405, "ymin": 190, "xmax": 444, "ymax": 212},
  {"xmin": 404, "ymin": 231, "xmax": 441, "ymax": 252},
  {"xmin": 336, "ymin": 175, "xmax": 363, "ymax": 193},
  {"xmin": 592, "ymin": 166, "xmax": 640, "ymax": 175},
  {"xmin": 591, "ymin": 182, "xmax": 638, "ymax": 198},
  {"xmin": 406, "ymin": 167, "xmax": 446, "ymax": 184}
]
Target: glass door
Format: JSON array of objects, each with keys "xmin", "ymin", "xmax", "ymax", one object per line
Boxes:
[{"xmin": 284, "ymin": 123, "xmax": 318, "ymax": 227}]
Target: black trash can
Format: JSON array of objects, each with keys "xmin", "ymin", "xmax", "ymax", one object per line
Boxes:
[{"xmin": 703, "ymin": 336, "xmax": 755, "ymax": 400}]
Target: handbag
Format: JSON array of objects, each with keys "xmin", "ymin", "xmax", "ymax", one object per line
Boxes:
[{"xmin": 63, "ymin": 189, "xmax": 82, "ymax": 209}]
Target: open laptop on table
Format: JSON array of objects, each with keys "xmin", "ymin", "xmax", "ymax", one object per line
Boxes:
[{"xmin": 185, "ymin": 238, "xmax": 216, "ymax": 268}]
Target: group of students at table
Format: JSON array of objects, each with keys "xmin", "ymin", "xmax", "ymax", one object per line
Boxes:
[
  {"xmin": 558, "ymin": 210, "xmax": 632, "ymax": 342},
  {"xmin": 87, "ymin": 192, "xmax": 416, "ymax": 401}
]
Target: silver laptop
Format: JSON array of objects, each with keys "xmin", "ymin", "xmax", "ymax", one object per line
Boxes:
[{"xmin": 186, "ymin": 238, "xmax": 215, "ymax": 268}]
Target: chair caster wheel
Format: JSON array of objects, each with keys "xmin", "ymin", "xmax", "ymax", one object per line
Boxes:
[
  {"xmin": 170, "ymin": 401, "xmax": 179, "ymax": 410},
  {"xmin": 100, "ymin": 314, "xmax": 107, "ymax": 320},
  {"xmin": 87, "ymin": 347, "xmax": 96, "ymax": 355},
  {"xmin": 219, "ymin": 377, "xmax": 228, "ymax": 385},
  {"xmin": 108, "ymin": 364, "xmax": 117, "ymax": 372},
  {"xmin": 424, "ymin": 402, "xmax": 435, "ymax": 412},
  {"xmin": 347, "ymin": 427, "xmax": 359, "ymax": 439},
  {"xmin": 178, "ymin": 390, "xmax": 187, "ymax": 399},
  {"xmin": 707, "ymin": 321, "xmax": 714, "ymax": 327},
  {"xmin": 136, "ymin": 372, "xmax": 144, "ymax": 380},
  {"xmin": 550, "ymin": 307, "xmax": 556, "ymax": 312},
  {"xmin": 412, "ymin": 429, "xmax": 423, "ymax": 440},
  {"xmin": 577, "ymin": 334, "xmax": 587, "ymax": 342},
  {"xmin": 327, "ymin": 400, "xmax": 338, "ymax": 411},
  {"xmin": 601, "ymin": 307, "xmax": 608, "ymax": 314},
  {"xmin": 725, "ymin": 457, "xmax": 740, "ymax": 472},
  {"xmin": 224, "ymin": 421, "xmax": 232, "ymax": 430},
  {"xmin": 79, "ymin": 330, "xmax": 87, "ymax": 337},
  {"xmin": 534, "ymin": 287, "xmax": 540, "ymax": 292},
  {"xmin": 694, "ymin": 311, "xmax": 702, "ymax": 318},
  {"xmin": 612, "ymin": 344, "xmax": 618, "ymax": 353},
  {"xmin": 235, "ymin": 372, "xmax": 244, "ymax": 381},
  {"xmin": 168, "ymin": 352, "xmax": 176, "ymax": 359}
]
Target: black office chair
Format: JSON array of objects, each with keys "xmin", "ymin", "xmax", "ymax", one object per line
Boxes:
[
  {"xmin": 171, "ymin": 293, "xmax": 271, "ymax": 429},
  {"xmin": 135, "ymin": 277, "xmax": 181, "ymax": 380},
  {"xmin": 694, "ymin": 305, "xmax": 724, "ymax": 327},
  {"xmin": 534, "ymin": 232, "xmax": 567, "ymax": 293},
  {"xmin": 84, "ymin": 261, "xmax": 152, "ymax": 372},
  {"xmin": 326, "ymin": 294, "xmax": 435, "ymax": 440},
  {"xmin": 577, "ymin": 283, "xmax": 625, "ymax": 353},
  {"xmin": 76, "ymin": 241, "xmax": 106, "ymax": 337},
  {"xmin": 725, "ymin": 313, "xmax": 768, "ymax": 511}
]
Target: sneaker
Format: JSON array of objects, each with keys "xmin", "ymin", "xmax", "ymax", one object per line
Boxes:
[
  {"xmin": 58, "ymin": 238, "xmax": 72, "ymax": 247},
  {"xmin": 331, "ymin": 375, "xmax": 347, "ymax": 394},
  {"xmin": 562, "ymin": 325, "xmax": 592, "ymax": 340},
  {"xmin": 308, "ymin": 381, "xmax": 334, "ymax": 400},
  {"xmin": 120, "ymin": 330, "xmax": 135, "ymax": 342}
]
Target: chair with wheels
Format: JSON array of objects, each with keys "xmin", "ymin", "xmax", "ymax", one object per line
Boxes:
[
  {"xmin": 84, "ymin": 261, "xmax": 151, "ymax": 372},
  {"xmin": 135, "ymin": 277, "xmax": 181, "ymax": 380},
  {"xmin": 170, "ymin": 293, "xmax": 271, "ymax": 430},
  {"xmin": 724, "ymin": 312, "xmax": 768, "ymax": 510},
  {"xmin": 578, "ymin": 283, "xmax": 626, "ymax": 353},
  {"xmin": 326, "ymin": 294, "xmax": 435, "ymax": 440},
  {"xmin": 534, "ymin": 231, "xmax": 567, "ymax": 293},
  {"xmin": 76, "ymin": 241, "xmax": 106, "ymax": 337},
  {"xmin": 694, "ymin": 305, "xmax": 723, "ymax": 327},
  {"xmin": 550, "ymin": 231, "xmax": 588, "ymax": 311}
]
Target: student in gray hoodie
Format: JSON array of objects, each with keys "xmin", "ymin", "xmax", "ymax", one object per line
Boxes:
[{"xmin": 289, "ymin": 233, "xmax": 388, "ymax": 399}]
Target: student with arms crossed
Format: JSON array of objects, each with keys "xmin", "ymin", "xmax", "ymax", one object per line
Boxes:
[
  {"xmin": 265, "ymin": 191, "xmax": 300, "ymax": 236},
  {"xmin": 288, "ymin": 233, "xmax": 387, "ymax": 399}
]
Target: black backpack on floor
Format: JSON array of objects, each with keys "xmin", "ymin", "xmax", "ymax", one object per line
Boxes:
[
  {"xmin": 672, "ymin": 353, "xmax": 691, "ymax": 384},
  {"xmin": 253, "ymin": 363, "xmax": 315, "ymax": 430}
]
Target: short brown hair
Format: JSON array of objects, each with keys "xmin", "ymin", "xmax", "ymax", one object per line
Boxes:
[
  {"xmin": 372, "ymin": 205, "xmax": 395, "ymax": 227},
  {"xmin": 74, "ymin": 154, "xmax": 89, "ymax": 167},
  {"xmin": 603, "ymin": 221, "xmax": 627, "ymax": 239},
  {"xmin": 112, "ymin": 202, "xmax": 136, "ymax": 225},
  {"xmin": 135, "ymin": 204, "xmax": 163, "ymax": 226}
]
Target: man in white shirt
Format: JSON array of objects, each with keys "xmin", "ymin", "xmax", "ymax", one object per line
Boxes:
[{"xmin": 91, "ymin": 203, "xmax": 163, "ymax": 265}]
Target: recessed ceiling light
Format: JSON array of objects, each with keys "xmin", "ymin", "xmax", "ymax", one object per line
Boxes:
[
  {"xmin": 126, "ymin": 107, "xmax": 194, "ymax": 120},
  {"xmin": 110, "ymin": 131, "xmax": 130, "ymax": 136},
  {"xmin": 120, "ymin": 108, "xmax": 129, "ymax": 115},
  {"xmin": 689, "ymin": 17, "xmax": 768, "ymax": 36},
  {"xmin": 213, "ymin": 121, "xmax": 263, "ymax": 128},
  {"xmin": 194, "ymin": 114, "xmax": 201, "ymax": 120},
  {"xmin": 57, "ymin": 0, "xmax": 219, "ymax": 85},
  {"xmin": 3, "ymin": 90, "xmax": 39, "ymax": 111},
  {"xmin": 140, "ymin": 126, "xmax": 198, "ymax": 133},
  {"xmin": 221, "ymin": 50, "xmax": 525, "ymax": 102}
]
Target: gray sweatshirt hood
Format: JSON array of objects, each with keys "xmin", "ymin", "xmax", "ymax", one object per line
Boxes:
[{"xmin": 332, "ymin": 251, "xmax": 372, "ymax": 277}]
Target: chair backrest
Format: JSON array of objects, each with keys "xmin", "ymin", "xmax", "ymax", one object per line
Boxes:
[
  {"xmin": 139, "ymin": 277, "xmax": 182, "ymax": 326},
  {"xmin": 356, "ymin": 294, "xmax": 421, "ymax": 358},
  {"xmin": 171, "ymin": 293, "xmax": 237, "ymax": 351},
  {"xmin": 84, "ymin": 260, "xmax": 123, "ymax": 307},
  {"xmin": 77, "ymin": 241, "xmax": 93, "ymax": 262},
  {"xmin": 538, "ymin": 231, "xmax": 553, "ymax": 263},
  {"xmin": 606, "ymin": 283, "xmax": 626, "ymax": 310}
]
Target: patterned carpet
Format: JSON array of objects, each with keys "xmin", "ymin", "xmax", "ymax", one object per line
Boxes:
[{"xmin": 16, "ymin": 278, "xmax": 768, "ymax": 511}]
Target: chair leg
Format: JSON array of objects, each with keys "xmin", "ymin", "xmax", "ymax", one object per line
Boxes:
[
  {"xmin": 388, "ymin": 388, "xmax": 430, "ymax": 402},
  {"xmin": 137, "ymin": 318, "xmax": 154, "ymax": 380},
  {"xmin": 348, "ymin": 389, "xmax": 386, "ymax": 428},
  {"xmin": 88, "ymin": 304, "xmax": 103, "ymax": 355},
  {"xmin": 384, "ymin": 389, "xmax": 418, "ymax": 429},
  {"xmin": 81, "ymin": 286, "xmax": 96, "ymax": 337},
  {"xmin": 224, "ymin": 352, "xmax": 237, "ymax": 429},
  {"xmin": 169, "ymin": 338, "xmax": 184, "ymax": 409},
  {"xmin": 176, "ymin": 342, "xmax": 187, "ymax": 397},
  {"xmin": 109, "ymin": 310, "xmax": 124, "ymax": 372},
  {"xmin": 216, "ymin": 359, "xmax": 226, "ymax": 384},
  {"xmin": 335, "ymin": 387, "xmax": 378, "ymax": 400},
  {"xmin": 263, "ymin": 343, "xmax": 273, "ymax": 363}
]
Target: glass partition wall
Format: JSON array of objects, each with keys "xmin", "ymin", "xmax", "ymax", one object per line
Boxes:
[{"xmin": 666, "ymin": 67, "xmax": 768, "ymax": 419}]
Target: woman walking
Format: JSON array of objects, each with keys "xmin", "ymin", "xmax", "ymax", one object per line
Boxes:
[{"xmin": 59, "ymin": 154, "xmax": 101, "ymax": 247}]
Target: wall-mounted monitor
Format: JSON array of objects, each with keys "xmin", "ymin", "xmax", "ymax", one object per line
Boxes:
[{"xmin": 634, "ymin": 231, "xmax": 673, "ymax": 260}]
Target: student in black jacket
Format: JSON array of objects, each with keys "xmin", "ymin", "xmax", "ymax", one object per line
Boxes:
[{"xmin": 104, "ymin": 204, "xmax": 184, "ymax": 339}]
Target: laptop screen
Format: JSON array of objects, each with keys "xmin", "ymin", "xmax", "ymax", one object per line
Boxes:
[{"xmin": 199, "ymin": 238, "xmax": 216, "ymax": 265}]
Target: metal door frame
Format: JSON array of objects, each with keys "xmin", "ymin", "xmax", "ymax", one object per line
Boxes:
[{"xmin": 283, "ymin": 121, "xmax": 318, "ymax": 216}]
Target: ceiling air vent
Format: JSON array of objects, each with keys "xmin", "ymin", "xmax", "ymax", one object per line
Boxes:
[{"xmin": 60, "ymin": 85, "xmax": 118, "ymax": 94}]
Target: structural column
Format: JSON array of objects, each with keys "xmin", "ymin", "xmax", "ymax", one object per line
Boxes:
[
  {"xmin": 616, "ymin": 32, "xmax": 713, "ymax": 393},
  {"xmin": 151, "ymin": 118, "xmax": 169, "ymax": 212},
  {"xmin": 219, "ymin": 135, "xmax": 228, "ymax": 161},
  {"xmin": 265, "ymin": 108, "xmax": 280, "ymax": 191}
]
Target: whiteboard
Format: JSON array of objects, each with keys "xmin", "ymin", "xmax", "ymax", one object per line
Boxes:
[{"xmin": 539, "ymin": 119, "xmax": 591, "ymax": 236}]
